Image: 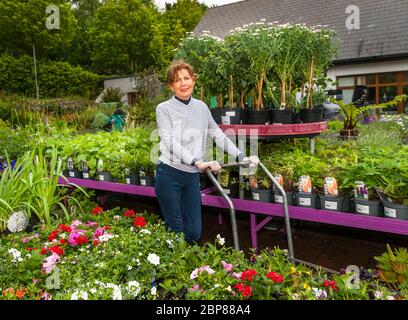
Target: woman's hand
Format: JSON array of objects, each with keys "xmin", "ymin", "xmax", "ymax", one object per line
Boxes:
[
  {"xmin": 242, "ymin": 155, "xmax": 260, "ymax": 167},
  {"xmin": 194, "ymin": 160, "xmax": 222, "ymax": 173}
]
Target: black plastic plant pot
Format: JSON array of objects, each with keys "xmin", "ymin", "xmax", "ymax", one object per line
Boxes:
[
  {"xmin": 295, "ymin": 192, "xmax": 318, "ymax": 208},
  {"xmin": 319, "ymin": 195, "xmax": 345, "ymax": 212},
  {"xmin": 273, "ymin": 191, "xmax": 294, "ymax": 206},
  {"xmin": 299, "ymin": 107, "xmax": 324, "ymax": 123},
  {"xmin": 246, "ymin": 108, "xmax": 272, "ymax": 125},
  {"xmin": 220, "ymin": 108, "xmax": 242, "ymax": 125},
  {"xmin": 382, "ymin": 200, "xmax": 408, "ymax": 220},
  {"xmin": 220, "ymin": 183, "xmax": 239, "ymax": 199},
  {"xmin": 270, "ymin": 109, "xmax": 293, "ymax": 124},
  {"xmin": 139, "ymin": 175, "xmax": 154, "ymax": 186},
  {"xmin": 354, "ymin": 198, "xmax": 383, "ymax": 217},
  {"xmin": 97, "ymin": 172, "xmax": 112, "ymax": 182},
  {"xmin": 125, "ymin": 175, "xmax": 140, "ymax": 185},
  {"xmin": 210, "ymin": 108, "xmax": 222, "ymax": 124},
  {"xmin": 250, "ymin": 188, "xmax": 272, "ymax": 203}
]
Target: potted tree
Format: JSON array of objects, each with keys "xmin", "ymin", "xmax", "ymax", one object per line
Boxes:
[{"xmin": 299, "ymin": 26, "xmax": 337, "ymax": 123}]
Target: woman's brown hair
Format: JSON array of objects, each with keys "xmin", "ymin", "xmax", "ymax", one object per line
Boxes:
[{"xmin": 166, "ymin": 60, "xmax": 197, "ymax": 86}]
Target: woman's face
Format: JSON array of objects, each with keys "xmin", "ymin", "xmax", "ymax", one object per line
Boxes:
[{"xmin": 170, "ymin": 68, "xmax": 195, "ymax": 100}]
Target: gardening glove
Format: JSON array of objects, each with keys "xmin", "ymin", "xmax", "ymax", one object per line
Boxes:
[
  {"xmin": 194, "ymin": 160, "xmax": 222, "ymax": 174},
  {"xmin": 242, "ymin": 155, "xmax": 260, "ymax": 168}
]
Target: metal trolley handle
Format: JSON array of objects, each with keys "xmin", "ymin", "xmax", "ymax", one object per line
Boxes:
[{"xmin": 206, "ymin": 161, "xmax": 294, "ymax": 259}]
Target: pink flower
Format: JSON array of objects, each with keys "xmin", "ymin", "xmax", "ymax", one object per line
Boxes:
[
  {"xmin": 40, "ymin": 291, "xmax": 52, "ymax": 300},
  {"xmin": 189, "ymin": 284, "xmax": 200, "ymax": 292},
  {"xmin": 68, "ymin": 230, "xmax": 85, "ymax": 246},
  {"xmin": 22, "ymin": 237, "xmax": 29, "ymax": 243},
  {"xmin": 93, "ymin": 227, "xmax": 105, "ymax": 239},
  {"xmin": 86, "ymin": 221, "xmax": 98, "ymax": 227},
  {"xmin": 70, "ymin": 220, "xmax": 82, "ymax": 229},
  {"xmin": 232, "ymin": 272, "xmax": 242, "ymax": 279},
  {"xmin": 221, "ymin": 260, "xmax": 233, "ymax": 272},
  {"xmin": 113, "ymin": 215, "xmax": 120, "ymax": 220},
  {"xmin": 42, "ymin": 253, "xmax": 60, "ymax": 274},
  {"xmin": 190, "ymin": 265, "xmax": 216, "ymax": 280}
]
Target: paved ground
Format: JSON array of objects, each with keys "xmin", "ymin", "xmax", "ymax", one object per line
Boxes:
[{"xmin": 104, "ymin": 193, "xmax": 408, "ymax": 272}]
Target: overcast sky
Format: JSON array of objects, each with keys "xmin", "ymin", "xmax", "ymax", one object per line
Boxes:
[{"xmin": 154, "ymin": 0, "xmax": 243, "ymax": 10}]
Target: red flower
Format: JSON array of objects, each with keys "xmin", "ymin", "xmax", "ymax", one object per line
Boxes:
[
  {"xmin": 76, "ymin": 235, "xmax": 89, "ymax": 245},
  {"xmin": 123, "ymin": 209, "xmax": 136, "ymax": 217},
  {"xmin": 26, "ymin": 247, "xmax": 37, "ymax": 251},
  {"xmin": 58, "ymin": 224, "xmax": 72, "ymax": 233},
  {"xmin": 50, "ymin": 246, "xmax": 64, "ymax": 256},
  {"xmin": 103, "ymin": 226, "xmax": 111, "ymax": 231},
  {"xmin": 48, "ymin": 230, "xmax": 59, "ymax": 242},
  {"xmin": 266, "ymin": 271, "xmax": 284, "ymax": 284},
  {"xmin": 40, "ymin": 247, "xmax": 48, "ymax": 255},
  {"xmin": 93, "ymin": 240, "xmax": 99, "ymax": 246},
  {"xmin": 58, "ymin": 239, "xmax": 68, "ymax": 245},
  {"xmin": 134, "ymin": 216, "xmax": 146, "ymax": 228},
  {"xmin": 92, "ymin": 207, "xmax": 104, "ymax": 216},
  {"xmin": 241, "ymin": 269, "xmax": 257, "ymax": 282},
  {"xmin": 233, "ymin": 283, "xmax": 252, "ymax": 298},
  {"xmin": 323, "ymin": 280, "xmax": 338, "ymax": 291}
]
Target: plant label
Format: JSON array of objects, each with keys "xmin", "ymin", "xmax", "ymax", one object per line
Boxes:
[
  {"xmin": 226, "ymin": 111, "xmax": 235, "ymax": 117},
  {"xmin": 140, "ymin": 179, "xmax": 146, "ymax": 186},
  {"xmin": 223, "ymin": 188, "xmax": 230, "ymax": 195},
  {"xmin": 126, "ymin": 178, "xmax": 131, "ymax": 184},
  {"xmin": 356, "ymin": 204, "xmax": 369, "ymax": 214},
  {"xmin": 324, "ymin": 177, "xmax": 338, "ymax": 196},
  {"xmin": 69, "ymin": 171, "xmax": 75, "ymax": 177},
  {"xmin": 83, "ymin": 172, "xmax": 89, "ymax": 179},
  {"xmin": 252, "ymin": 193, "xmax": 260, "ymax": 201},
  {"xmin": 384, "ymin": 207, "xmax": 396, "ymax": 218},
  {"xmin": 99, "ymin": 175, "xmax": 104, "ymax": 181},
  {"xmin": 299, "ymin": 197, "xmax": 311, "ymax": 206},
  {"xmin": 274, "ymin": 194, "xmax": 283, "ymax": 203},
  {"xmin": 325, "ymin": 201, "xmax": 338, "ymax": 210}
]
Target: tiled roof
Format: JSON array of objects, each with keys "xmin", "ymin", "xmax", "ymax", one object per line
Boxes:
[{"xmin": 194, "ymin": 0, "xmax": 408, "ymax": 62}]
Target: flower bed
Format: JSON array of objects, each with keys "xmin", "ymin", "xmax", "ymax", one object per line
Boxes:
[{"xmin": 0, "ymin": 207, "xmax": 405, "ymax": 300}]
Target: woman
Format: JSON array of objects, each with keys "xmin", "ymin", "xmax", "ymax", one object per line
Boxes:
[{"xmin": 155, "ymin": 60, "xmax": 259, "ymax": 243}]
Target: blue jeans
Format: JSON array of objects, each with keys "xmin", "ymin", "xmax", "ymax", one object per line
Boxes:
[{"xmin": 154, "ymin": 162, "xmax": 201, "ymax": 243}]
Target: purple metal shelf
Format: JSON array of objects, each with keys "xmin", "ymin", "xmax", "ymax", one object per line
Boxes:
[
  {"xmin": 58, "ymin": 177, "xmax": 156, "ymax": 197},
  {"xmin": 59, "ymin": 178, "xmax": 408, "ymax": 249},
  {"xmin": 200, "ymin": 188, "xmax": 408, "ymax": 248}
]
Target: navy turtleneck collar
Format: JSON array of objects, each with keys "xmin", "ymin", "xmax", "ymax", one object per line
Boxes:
[{"xmin": 174, "ymin": 95, "xmax": 191, "ymax": 105}]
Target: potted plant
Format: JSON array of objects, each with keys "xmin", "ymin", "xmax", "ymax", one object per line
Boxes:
[
  {"xmin": 249, "ymin": 170, "xmax": 273, "ymax": 203},
  {"xmin": 334, "ymin": 94, "xmax": 407, "ymax": 139},
  {"xmin": 219, "ymin": 167, "xmax": 240, "ymax": 199},
  {"xmin": 298, "ymin": 26, "xmax": 337, "ymax": 123},
  {"xmin": 122, "ymin": 153, "xmax": 141, "ymax": 185}
]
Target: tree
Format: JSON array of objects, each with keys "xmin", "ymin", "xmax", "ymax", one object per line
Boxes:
[
  {"xmin": 0, "ymin": 0, "xmax": 78, "ymax": 61},
  {"xmin": 88, "ymin": 0, "xmax": 157, "ymax": 74}
]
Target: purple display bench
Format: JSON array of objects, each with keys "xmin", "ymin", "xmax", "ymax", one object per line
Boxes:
[
  {"xmin": 58, "ymin": 177, "xmax": 156, "ymax": 197},
  {"xmin": 59, "ymin": 178, "xmax": 408, "ymax": 250},
  {"xmin": 200, "ymin": 188, "xmax": 408, "ymax": 249}
]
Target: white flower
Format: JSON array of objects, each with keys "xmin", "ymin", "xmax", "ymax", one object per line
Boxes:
[
  {"xmin": 374, "ymin": 291, "xmax": 383, "ymax": 299},
  {"xmin": 216, "ymin": 234, "xmax": 225, "ymax": 246},
  {"xmin": 127, "ymin": 281, "xmax": 141, "ymax": 297},
  {"xmin": 386, "ymin": 295, "xmax": 395, "ymax": 300},
  {"xmin": 166, "ymin": 240, "xmax": 174, "ymax": 248},
  {"xmin": 127, "ymin": 265, "xmax": 132, "ymax": 271},
  {"xmin": 312, "ymin": 287, "xmax": 327, "ymax": 299},
  {"xmin": 7, "ymin": 211, "xmax": 29, "ymax": 233},
  {"xmin": 112, "ymin": 285, "xmax": 122, "ymax": 300},
  {"xmin": 147, "ymin": 253, "xmax": 160, "ymax": 266},
  {"xmin": 141, "ymin": 229, "xmax": 151, "ymax": 235},
  {"xmin": 8, "ymin": 248, "xmax": 23, "ymax": 263},
  {"xmin": 90, "ymin": 288, "xmax": 97, "ymax": 294},
  {"xmin": 70, "ymin": 290, "xmax": 88, "ymax": 300},
  {"xmin": 98, "ymin": 234, "xmax": 114, "ymax": 242},
  {"xmin": 151, "ymin": 287, "xmax": 157, "ymax": 296}
]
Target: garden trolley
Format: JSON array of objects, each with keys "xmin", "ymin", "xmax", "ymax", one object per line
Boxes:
[{"xmin": 206, "ymin": 161, "xmax": 338, "ymax": 274}]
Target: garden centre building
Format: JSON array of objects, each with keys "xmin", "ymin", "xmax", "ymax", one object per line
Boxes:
[{"xmin": 194, "ymin": 0, "xmax": 408, "ymax": 113}]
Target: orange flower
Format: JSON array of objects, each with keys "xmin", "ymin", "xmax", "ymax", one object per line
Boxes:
[
  {"xmin": 16, "ymin": 288, "xmax": 26, "ymax": 299},
  {"xmin": 2, "ymin": 288, "xmax": 15, "ymax": 296}
]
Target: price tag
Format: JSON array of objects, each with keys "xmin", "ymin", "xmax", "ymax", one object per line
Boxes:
[
  {"xmin": 356, "ymin": 204, "xmax": 369, "ymax": 214},
  {"xmin": 299, "ymin": 197, "xmax": 311, "ymax": 206},
  {"xmin": 126, "ymin": 178, "xmax": 130, "ymax": 184},
  {"xmin": 325, "ymin": 201, "xmax": 338, "ymax": 210},
  {"xmin": 99, "ymin": 175, "xmax": 104, "ymax": 181},
  {"xmin": 274, "ymin": 194, "xmax": 283, "ymax": 203},
  {"xmin": 83, "ymin": 172, "xmax": 89, "ymax": 179},
  {"xmin": 140, "ymin": 179, "xmax": 146, "ymax": 186},
  {"xmin": 384, "ymin": 207, "xmax": 396, "ymax": 218},
  {"xmin": 225, "ymin": 111, "xmax": 236, "ymax": 117},
  {"xmin": 252, "ymin": 193, "xmax": 260, "ymax": 201},
  {"xmin": 221, "ymin": 116, "xmax": 230, "ymax": 125},
  {"xmin": 69, "ymin": 171, "xmax": 75, "ymax": 177},
  {"xmin": 223, "ymin": 188, "xmax": 230, "ymax": 195}
]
